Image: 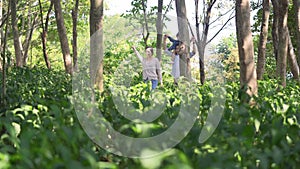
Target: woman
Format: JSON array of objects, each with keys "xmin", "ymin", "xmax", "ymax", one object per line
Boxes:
[{"xmin": 132, "ymin": 46, "xmax": 163, "ymax": 90}]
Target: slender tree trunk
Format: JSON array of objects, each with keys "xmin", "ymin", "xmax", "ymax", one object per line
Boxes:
[
  {"xmin": 53, "ymin": 0, "xmax": 72, "ymax": 74},
  {"xmin": 0, "ymin": 0, "xmax": 2, "ymax": 71},
  {"xmin": 156, "ymin": 0, "xmax": 163, "ymax": 61},
  {"xmin": 287, "ymin": 29, "xmax": 300, "ymax": 81},
  {"xmin": 1, "ymin": 0, "xmax": 8, "ymax": 106},
  {"xmin": 141, "ymin": 0, "xmax": 149, "ymax": 48},
  {"xmin": 195, "ymin": 0, "xmax": 216, "ymax": 84},
  {"xmin": 23, "ymin": 10, "xmax": 37, "ymax": 65},
  {"xmin": 175, "ymin": 0, "xmax": 190, "ymax": 78},
  {"xmin": 90, "ymin": 0, "xmax": 104, "ymax": 91},
  {"xmin": 195, "ymin": 0, "xmax": 203, "ymax": 84},
  {"xmin": 271, "ymin": 0, "xmax": 279, "ymax": 63},
  {"xmin": 276, "ymin": 0, "xmax": 289, "ymax": 87},
  {"xmin": 11, "ymin": 0, "xmax": 23, "ymax": 67},
  {"xmin": 236, "ymin": 0, "xmax": 258, "ymax": 97},
  {"xmin": 39, "ymin": 0, "xmax": 52, "ymax": 69},
  {"xmin": 293, "ymin": 0, "xmax": 300, "ymax": 65},
  {"xmin": 257, "ymin": 0, "xmax": 270, "ymax": 80},
  {"xmin": 72, "ymin": 0, "xmax": 79, "ymax": 71}
]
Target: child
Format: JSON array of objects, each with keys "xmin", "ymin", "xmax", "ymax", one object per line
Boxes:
[
  {"xmin": 163, "ymin": 35, "xmax": 181, "ymax": 85},
  {"xmin": 165, "ymin": 33, "xmax": 181, "ymax": 51}
]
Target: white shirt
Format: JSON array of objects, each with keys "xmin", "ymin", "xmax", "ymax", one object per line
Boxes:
[{"xmin": 165, "ymin": 50, "xmax": 180, "ymax": 79}]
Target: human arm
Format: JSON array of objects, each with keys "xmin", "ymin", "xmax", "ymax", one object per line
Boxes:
[
  {"xmin": 163, "ymin": 35, "xmax": 168, "ymax": 50},
  {"xmin": 163, "ymin": 35, "xmax": 173, "ymax": 56},
  {"xmin": 166, "ymin": 35, "xmax": 176, "ymax": 42},
  {"xmin": 132, "ymin": 46, "xmax": 143, "ymax": 62}
]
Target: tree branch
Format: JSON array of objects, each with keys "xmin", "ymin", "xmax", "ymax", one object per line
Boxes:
[{"xmin": 206, "ymin": 15, "xmax": 235, "ymax": 45}]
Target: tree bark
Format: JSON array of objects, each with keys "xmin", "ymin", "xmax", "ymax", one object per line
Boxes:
[
  {"xmin": 287, "ymin": 29, "xmax": 300, "ymax": 81},
  {"xmin": 293, "ymin": 0, "xmax": 300, "ymax": 65},
  {"xmin": 276, "ymin": 0, "xmax": 289, "ymax": 87},
  {"xmin": 72, "ymin": 0, "xmax": 79, "ymax": 71},
  {"xmin": 0, "ymin": 0, "xmax": 2, "ymax": 71},
  {"xmin": 156, "ymin": 0, "xmax": 163, "ymax": 61},
  {"xmin": 23, "ymin": 7, "xmax": 37, "ymax": 66},
  {"xmin": 11, "ymin": 0, "xmax": 23, "ymax": 67},
  {"xmin": 271, "ymin": 0, "xmax": 279, "ymax": 63},
  {"xmin": 175, "ymin": 0, "xmax": 190, "ymax": 78},
  {"xmin": 53, "ymin": 0, "xmax": 72, "ymax": 74},
  {"xmin": 1, "ymin": 0, "xmax": 8, "ymax": 106},
  {"xmin": 195, "ymin": 0, "xmax": 216, "ymax": 84},
  {"xmin": 90, "ymin": 0, "xmax": 104, "ymax": 91},
  {"xmin": 257, "ymin": 0, "xmax": 270, "ymax": 80},
  {"xmin": 236, "ymin": 0, "xmax": 258, "ymax": 97},
  {"xmin": 38, "ymin": 0, "xmax": 52, "ymax": 69},
  {"xmin": 141, "ymin": 0, "xmax": 149, "ymax": 48}
]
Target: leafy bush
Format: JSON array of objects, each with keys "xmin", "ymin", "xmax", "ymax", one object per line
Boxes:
[{"xmin": 0, "ymin": 64, "xmax": 299, "ymax": 168}]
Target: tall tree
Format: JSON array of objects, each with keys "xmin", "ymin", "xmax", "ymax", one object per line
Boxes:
[
  {"xmin": 276, "ymin": 0, "xmax": 289, "ymax": 87},
  {"xmin": 141, "ymin": 0, "xmax": 150, "ymax": 47},
  {"xmin": 195, "ymin": 0, "xmax": 216, "ymax": 84},
  {"xmin": 72, "ymin": 0, "xmax": 79, "ymax": 71},
  {"xmin": 293, "ymin": 0, "xmax": 300, "ymax": 65},
  {"xmin": 194, "ymin": 0, "xmax": 234, "ymax": 84},
  {"xmin": 39, "ymin": 0, "xmax": 52, "ymax": 69},
  {"xmin": 0, "ymin": 0, "xmax": 2, "ymax": 71},
  {"xmin": 236, "ymin": 0, "xmax": 258, "ymax": 97},
  {"xmin": 122, "ymin": 0, "xmax": 152, "ymax": 48},
  {"xmin": 271, "ymin": 0, "xmax": 279, "ymax": 63},
  {"xmin": 256, "ymin": 0, "xmax": 270, "ymax": 80},
  {"xmin": 11, "ymin": 0, "xmax": 23, "ymax": 67},
  {"xmin": 90, "ymin": 0, "xmax": 104, "ymax": 91},
  {"xmin": 1, "ymin": 0, "xmax": 9, "ymax": 106},
  {"xmin": 287, "ymin": 29, "xmax": 300, "ymax": 81},
  {"xmin": 175, "ymin": 0, "xmax": 190, "ymax": 78},
  {"xmin": 156, "ymin": 0, "xmax": 163, "ymax": 60},
  {"xmin": 22, "ymin": 2, "xmax": 37, "ymax": 65},
  {"xmin": 53, "ymin": 0, "xmax": 72, "ymax": 74}
]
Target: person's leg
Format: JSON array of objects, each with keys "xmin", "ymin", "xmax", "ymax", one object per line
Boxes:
[{"xmin": 151, "ymin": 79, "xmax": 158, "ymax": 90}]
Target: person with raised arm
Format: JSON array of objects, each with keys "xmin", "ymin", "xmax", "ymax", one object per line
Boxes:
[
  {"xmin": 163, "ymin": 35, "xmax": 181, "ymax": 85},
  {"xmin": 132, "ymin": 46, "xmax": 163, "ymax": 90}
]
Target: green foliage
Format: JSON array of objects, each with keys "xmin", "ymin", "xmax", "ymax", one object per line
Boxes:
[
  {"xmin": 212, "ymin": 34, "xmax": 239, "ymax": 82},
  {"xmin": 214, "ymin": 34, "xmax": 237, "ymax": 60},
  {"xmin": 0, "ymin": 66, "xmax": 105, "ymax": 168},
  {"xmin": 1, "ymin": 64, "xmax": 300, "ymax": 168}
]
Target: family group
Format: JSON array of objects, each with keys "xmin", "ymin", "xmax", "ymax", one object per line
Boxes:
[{"xmin": 132, "ymin": 34, "xmax": 196, "ymax": 90}]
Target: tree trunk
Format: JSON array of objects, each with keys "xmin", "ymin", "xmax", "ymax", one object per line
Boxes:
[
  {"xmin": 257, "ymin": 0, "xmax": 270, "ymax": 80},
  {"xmin": 11, "ymin": 0, "xmax": 23, "ymax": 67},
  {"xmin": 142, "ymin": 0, "xmax": 149, "ymax": 48},
  {"xmin": 287, "ymin": 29, "xmax": 300, "ymax": 81},
  {"xmin": 156, "ymin": 0, "xmax": 163, "ymax": 61},
  {"xmin": 195, "ymin": 0, "xmax": 216, "ymax": 84},
  {"xmin": 23, "ymin": 9, "xmax": 37, "ymax": 66},
  {"xmin": 53, "ymin": 0, "xmax": 72, "ymax": 74},
  {"xmin": 271, "ymin": 0, "xmax": 279, "ymax": 63},
  {"xmin": 0, "ymin": 0, "xmax": 2, "ymax": 71},
  {"xmin": 175, "ymin": 0, "xmax": 190, "ymax": 78},
  {"xmin": 39, "ymin": 0, "xmax": 52, "ymax": 69},
  {"xmin": 1, "ymin": 0, "xmax": 8, "ymax": 106},
  {"xmin": 90, "ymin": 0, "xmax": 104, "ymax": 91},
  {"xmin": 195, "ymin": 0, "xmax": 203, "ymax": 84},
  {"xmin": 236, "ymin": 0, "xmax": 258, "ymax": 97},
  {"xmin": 72, "ymin": 0, "xmax": 79, "ymax": 71},
  {"xmin": 293, "ymin": 0, "xmax": 300, "ymax": 65},
  {"xmin": 276, "ymin": 0, "xmax": 289, "ymax": 87}
]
